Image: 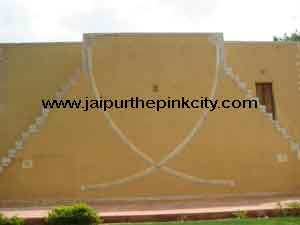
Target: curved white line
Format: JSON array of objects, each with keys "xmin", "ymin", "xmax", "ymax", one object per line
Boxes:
[{"xmin": 82, "ymin": 36, "xmax": 235, "ymax": 190}]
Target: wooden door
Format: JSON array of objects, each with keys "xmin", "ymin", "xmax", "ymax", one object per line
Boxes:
[{"xmin": 256, "ymin": 83, "xmax": 276, "ymax": 119}]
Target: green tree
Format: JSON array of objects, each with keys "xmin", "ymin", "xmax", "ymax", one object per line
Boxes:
[{"xmin": 273, "ymin": 30, "xmax": 300, "ymax": 41}]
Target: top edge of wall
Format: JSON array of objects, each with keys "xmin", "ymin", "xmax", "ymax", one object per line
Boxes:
[
  {"xmin": 0, "ymin": 41, "xmax": 81, "ymax": 47},
  {"xmin": 0, "ymin": 34, "xmax": 298, "ymax": 46},
  {"xmin": 83, "ymin": 32, "xmax": 224, "ymax": 39},
  {"xmin": 225, "ymin": 41, "xmax": 299, "ymax": 45}
]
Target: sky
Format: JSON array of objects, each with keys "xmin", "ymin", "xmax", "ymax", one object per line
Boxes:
[{"xmin": 0, "ymin": 0, "xmax": 299, "ymax": 43}]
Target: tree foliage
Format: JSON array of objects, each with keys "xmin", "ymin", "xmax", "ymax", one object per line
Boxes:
[{"xmin": 273, "ymin": 30, "xmax": 300, "ymax": 42}]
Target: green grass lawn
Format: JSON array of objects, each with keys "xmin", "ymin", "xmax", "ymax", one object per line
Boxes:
[{"xmin": 118, "ymin": 217, "xmax": 300, "ymax": 225}]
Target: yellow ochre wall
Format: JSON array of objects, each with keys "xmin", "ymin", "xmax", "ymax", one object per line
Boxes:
[{"xmin": 0, "ymin": 34, "xmax": 299, "ymax": 203}]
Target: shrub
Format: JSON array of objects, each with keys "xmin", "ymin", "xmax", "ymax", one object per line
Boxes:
[
  {"xmin": 286, "ymin": 201, "xmax": 300, "ymax": 216},
  {"xmin": 286, "ymin": 201, "xmax": 300, "ymax": 209},
  {"xmin": 232, "ymin": 210, "xmax": 248, "ymax": 219},
  {"xmin": 46, "ymin": 203, "xmax": 101, "ymax": 225},
  {"xmin": 276, "ymin": 201, "xmax": 300, "ymax": 217},
  {"xmin": 0, "ymin": 214, "xmax": 24, "ymax": 225}
]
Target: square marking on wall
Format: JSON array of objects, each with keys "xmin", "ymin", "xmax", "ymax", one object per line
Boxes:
[
  {"xmin": 276, "ymin": 153, "xmax": 288, "ymax": 163},
  {"xmin": 22, "ymin": 160, "xmax": 33, "ymax": 169}
]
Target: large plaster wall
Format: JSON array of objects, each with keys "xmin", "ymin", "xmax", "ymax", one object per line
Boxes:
[{"xmin": 0, "ymin": 35, "xmax": 299, "ymax": 202}]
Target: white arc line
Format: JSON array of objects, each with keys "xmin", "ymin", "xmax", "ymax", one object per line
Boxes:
[{"xmin": 82, "ymin": 35, "xmax": 235, "ymax": 191}]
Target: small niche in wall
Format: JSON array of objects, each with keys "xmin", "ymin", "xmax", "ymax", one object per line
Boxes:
[
  {"xmin": 152, "ymin": 84, "xmax": 159, "ymax": 93},
  {"xmin": 260, "ymin": 69, "xmax": 265, "ymax": 75}
]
